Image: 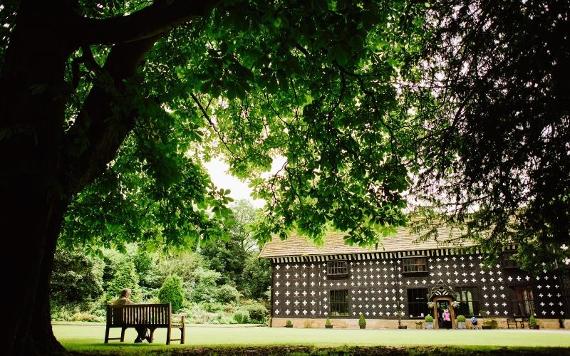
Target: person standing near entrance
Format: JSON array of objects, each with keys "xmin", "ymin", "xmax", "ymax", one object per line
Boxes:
[
  {"xmin": 443, "ymin": 309, "xmax": 451, "ymax": 329},
  {"xmin": 471, "ymin": 315, "xmax": 479, "ymax": 329}
]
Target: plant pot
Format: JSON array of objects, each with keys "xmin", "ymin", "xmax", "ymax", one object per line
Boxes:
[
  {"xmin": 530, "ymin": 325, "xmax": 540, "ymax": 330},
  {"xmin": 325, "ymin": 325, "xmax": 333, "ymax": 329},
  {"xmin": 457, "ymin": 322, "xmax": 466, "ymax": 329},
  {"xmin": 425, "ymin": 322, "xmax": 433, "ymax": 329},
  {"xmin": 398, "ymin": 325, "xmax": 407, "ymax": 329},
  {"xmin": 359, "ymin": 325, "xmax": 366, "ymax": 329}
]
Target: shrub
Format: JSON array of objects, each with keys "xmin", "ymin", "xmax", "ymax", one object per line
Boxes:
[
  {"xmin": 51, "ymin": 306, "xmax": 74, "ymax": 321},
  {"xmin": 106, "ymin": 258, "xmax": 141, "ymax": 301},
  {"xmin": 233, "ymin": 309, "xmax": 250, "ymax": 324},
  {"xmin": 243, "ymin": 302, "xmax": 268, "ymax": 323},
  {"xmin": 358, "ymin": 313, "xmax": 366, "ymax": 328},
  {"xmin": 425, "ymin": 314, "xmax": 434, "ymax": 323},
  {"xmin": 325, "ymin": 318, "xmax": 333, "ymax": 328},
  {"xmin": 529, "ymin": 315, "xmax": 538, "ymax": 328},
  {"xmin": 212, "ymin": 314, "xmax": 235, "ymax": 324},
  {"xmin": 190, "ymin": 268, "xmax": 222, "ymax": 303},
  {"xmin": 216, "ymin": 284, "xmax": 241, "ymax": 304},
  {"xmin": 188, "ymin": 307, "xmax": 211, "ymax": 324},
  {"xmin": 51, "ymin": 248, "xmax": 104, "ymax": 307},
  {"xmin": 285, "ymin": 320, "xmax": 293, "ymax": 328},
  {"xmin": 457, "ymin": 315, "xmax": 466, "ymax": 322},
  {"xmin": 158, "ymin": 275, "xmax": 185, "ymax": 312},
  {"xmin": 202, "ymin": 302, "xmax": 224, "ymax": 313},
  {"xmin": 70, "ymin": 311, "xmax": 102, "ymax": 322},
  {"xmin": 483, "ymin": 319, "xmax": 498, "ymax": 329}
]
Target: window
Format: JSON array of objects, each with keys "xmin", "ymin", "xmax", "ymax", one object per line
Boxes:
[
  {"xmin": 402, "ymin": 257, "xmax": 428, "ymax": 275},
  {"xmin": 512, "ymin": 286, "xmax": 534, "ymax": 317},
  {"xmin": 330, "ymin": 290, "xmax": 349, "ymax": 316},
  {"xmin": 455, "ymin": 287, "xmax": 480, "ymax": 316},
  {"xmin": 327, "ymin": 260, "xmax": 349, "ymax": 278},
  {"xmin": 501, "ymin": 253, "xmax": 519, "ymax": 270},
  {"xmin": 407, "ymin": 288, "xmax": 429, "ymax": 318}
]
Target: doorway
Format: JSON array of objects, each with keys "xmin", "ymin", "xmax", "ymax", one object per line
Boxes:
[{"xmin": 431, "ymin": 297, "xmax": 455, "ymax": 329}]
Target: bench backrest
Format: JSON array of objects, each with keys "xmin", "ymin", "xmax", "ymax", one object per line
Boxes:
[{"xmin": 106, "ymin": 303, "xmax": 172, "ymax": 327}]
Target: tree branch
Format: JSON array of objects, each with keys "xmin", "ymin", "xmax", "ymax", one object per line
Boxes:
[
  {"xmin": 64, "ymin": 36, "xmax": 161, "ymax": 194},
  {"xmin": 74, "ymin": 0, "xmax": 220, "ymax": 45},
  {"xmin": 190, "ymin": 92, "xmax": 236, "ymax": 156}
]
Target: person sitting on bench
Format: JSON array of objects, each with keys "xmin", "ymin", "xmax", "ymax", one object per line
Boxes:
[{"xmin": 113, "ymin": 288, "xmax": 150, "ymax": 343}]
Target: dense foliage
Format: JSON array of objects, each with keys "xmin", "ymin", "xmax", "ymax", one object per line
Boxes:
[
  {"xmin": 158, "ymin": 275, "xmax": 185, "ymax": 313},
  {"xmin": 0, "ymin": 1, "xmax": 567, "ymax": 352},
  {"xmin": 411, "ymin": 0, "xmax": 569, "ymax": 269},
  {"xmin": 50, "ymin": 201, "xmax": 271, "ymax": 324},
  {"xmin": 51, "ymin": 248, "xmax": 104, "ymax": 308}
]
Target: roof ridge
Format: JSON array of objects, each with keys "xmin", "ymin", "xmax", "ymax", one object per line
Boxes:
[{"xmin": 259, "ymin": 227, "xmax": 474, "ymax": 258}]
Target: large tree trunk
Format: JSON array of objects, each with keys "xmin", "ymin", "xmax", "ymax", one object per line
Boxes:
[
  {"xmin": 1, "ymin": 1, "xmax": 214, "ymax": 354},
  {"xmin": 0, "ymin": 2, "xmax": 73, "ymax": 354},
  {"xmin": 29, "ymin": 205, "xmax": 66, "ymax": 355}
]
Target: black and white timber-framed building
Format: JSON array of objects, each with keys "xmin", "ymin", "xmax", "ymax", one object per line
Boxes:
[{"xmin": 259, "ymin": 228, "xmax": 570, "ymax": 329}]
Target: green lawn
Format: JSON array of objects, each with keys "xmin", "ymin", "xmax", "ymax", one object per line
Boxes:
[{"xmin": 54, "ymin": 322, "xmax": 570, "ymax": 354}]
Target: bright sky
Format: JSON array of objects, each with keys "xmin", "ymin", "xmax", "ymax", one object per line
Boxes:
[{"xmin": 204, "ymin": 157, "xmax": 286, "ymax": 208}]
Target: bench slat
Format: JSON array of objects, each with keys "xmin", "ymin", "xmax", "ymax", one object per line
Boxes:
[{"xmin": 105, "ymin": 303, "xmax": 184, "ymax": 344}]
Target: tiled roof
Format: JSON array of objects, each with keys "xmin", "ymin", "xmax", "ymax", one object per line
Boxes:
[{"xmin": 259, "ymin": 227, "xmax": 477, "ymax": 258}]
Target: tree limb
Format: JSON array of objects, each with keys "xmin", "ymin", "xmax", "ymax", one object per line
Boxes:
[
  {"xmin": 190, "ymin": 92, "xmax": 236, "ymax": 156},
  {"xmin": 64, "ymin": 35, "xmax": 161, "ymax": 194},
  {"xmin": 73, "ymin": 0, "xmax": 220, "ymax": 45}
]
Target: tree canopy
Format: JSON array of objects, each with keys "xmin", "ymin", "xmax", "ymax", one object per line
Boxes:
[
  {"xmin": 1, "ymin": 1, "xmax": 568, "ymax": 353},
  {"xmin": 412, "ymin": 0, "xmax": 569, "ymax": 269}
]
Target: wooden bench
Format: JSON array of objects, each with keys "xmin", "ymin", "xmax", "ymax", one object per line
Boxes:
[
  {"xmin": 105, "ymin": 303, "xmax": 185, "ymax": 344},
  {"xmin": 506, "ymin": 317, "xmax": 527, "ymax": 329}
]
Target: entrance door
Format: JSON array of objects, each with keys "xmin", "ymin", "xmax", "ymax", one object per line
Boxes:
[
  {"xmin": 431, "ymin": 297, "xmax": 455, "ymax": 329},
  {"xmin": 436, "ymin": 300, "xmax": 451, "ymax": 329}
]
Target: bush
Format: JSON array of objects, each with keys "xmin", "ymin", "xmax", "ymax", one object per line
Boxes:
[
  {"xmin": 285, "ymin": 320, "xmax": 293, "ymax": 328},
  {"xmin": 325, "ymin": 318, "xmax": 333, "ymax": 328},
  {"xmin": 233, "ymin": 309, "xmax": 250, "ymax": 324},
  {"xmin": 202, "ymin": 302, "xmax": 224, "ymax": 313},
  {"xmin": 211, "ymin": 314, "xmax": 235, "ymax": 324},
  {"xmin": 457, "ymin": 315, "xmax": 466, "ymax": 322},
  {"xmin": 70, "ymin": 311, "xmax": 102, "ymax": 322},
  {"xmin": 425, "ymin": 314, "xmax": 434, "ymax": 323},
  {"xmin": 51, "ymin": 248, "xmax": 104, "ymax": 307},
  {"xmin": 158, "ymin": 275, "xmax": 185, "ymax": 312},
  {"xmin": 106, "ymin": 258, "xmax": 141, "ymax": 301},
  {"xmin": 216, "ymin": 284, "xmax": 241, "ymax": 304},
  {"xmin": 483, "ymin": 319, "xmax": 498, "ymax": 329},
  {"xmin": 188, "ymin": 307, "xmax": 212, "ymax": 324},
  {"xmin": 529, "ymin": 315, "xmax": 538, "ymax": 328},
  {"xmin": 358, "ymin": 313, "xmax": 366, "ymax": 328},
  {"xmin": 243, "ymin": 302, "xmax": 268, "ymax": 323},
  {"xmin": 190, "ymin": 267, "xmax": 222, "ymax": 303}
]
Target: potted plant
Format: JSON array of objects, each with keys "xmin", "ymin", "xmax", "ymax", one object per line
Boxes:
[
  {"xmin": 396, "ymin": 308, "xmax": 407, "ymax": 329},
  {"xmin": 482, "ymin": 319, "xmax": 498, "ymax": 329},
  {"xmin": 285, "ymin": 320, "xmax": 293, "ymax": 328},
  {"xmin": 529, "ymin": 315, "xmax": 539, "ymax": 329},
  {"xmin": 424, "ymin": 314, "xmax": 434, "ymax": 329},
  {"xmin": 456, "ymin": 315, "xmax": 466, "ymax": 329},
  {"xmin": 358, "ymin": 313, "xmax": 367, "ymax": 329},
  {"xmin": 325, "ymin": 318, "xmax": 333, "ymax": 329}
]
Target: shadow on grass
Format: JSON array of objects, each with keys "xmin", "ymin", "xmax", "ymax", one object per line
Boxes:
[{"xmin": 59, "ymin": 345, "xmax": 570, "ymax": 355}]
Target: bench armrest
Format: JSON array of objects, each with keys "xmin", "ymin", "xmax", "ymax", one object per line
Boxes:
[{"xmin": 172, "ymin": 313, "xmax": 186, "ymax": 325}]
